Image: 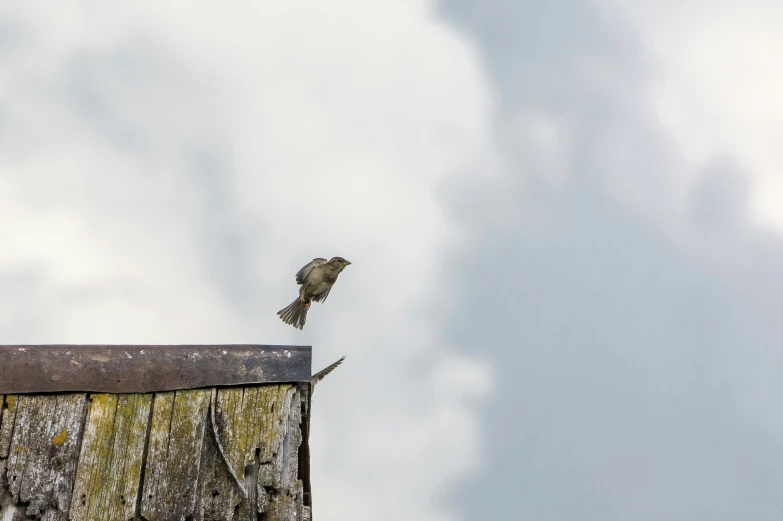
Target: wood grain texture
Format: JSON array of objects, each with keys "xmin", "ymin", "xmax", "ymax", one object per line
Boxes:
[
  {"xmin": 196, "ymin": 384, "xmax": 304, "ymax": 520},
  {"xmin": 70, "ymin": 393, "xmax": 152, "ymax": 521},
  {"xmin": 265, "ymin": 386, "xmax": 305, "ymax": 521},
  {"xmin": 0, "ymin": 395, "xmax": 17, "ymax": 459},
  {"xmin": 0, "ymin": 395, "xmax": 17, "ymax": 519},
  {"xmin": 3, "ymin": 394, "xmax": 87, "ymax": 519},
  {"xmin": 40, "ymin": 394, "xmax": 88, "ymax": 521},
  {"xmin": 0, "ymin": 385, "xmax": 307, "ymax": 521}
]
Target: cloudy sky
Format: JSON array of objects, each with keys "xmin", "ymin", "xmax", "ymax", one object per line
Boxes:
[{"xmin": 1, "ymin": 1, "xmax": 782, "ymax": 520}]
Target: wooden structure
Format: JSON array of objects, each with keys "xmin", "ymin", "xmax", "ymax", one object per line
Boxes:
[{"xmin": 0, "ymin": 345, "xmax": 314, "ymax": 521}]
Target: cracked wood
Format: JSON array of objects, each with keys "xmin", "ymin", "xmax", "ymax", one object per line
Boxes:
[{"xmin": 0, "ymin": 384, "xmax": 308, "ymax": 521}]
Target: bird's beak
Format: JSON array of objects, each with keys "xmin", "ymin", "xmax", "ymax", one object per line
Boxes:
[{"xmin": 344, "ymin": 260, "xmax": 351, "ymax": 265}]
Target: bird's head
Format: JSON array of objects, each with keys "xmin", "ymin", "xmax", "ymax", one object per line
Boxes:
[{"xmin": 328, "ymin": 256, "xmax": 351, "ymax": 272}]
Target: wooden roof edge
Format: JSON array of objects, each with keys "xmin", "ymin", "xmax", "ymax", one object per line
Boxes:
[{"xmin": 0, "ymin": 344, "xmax": 312, "ymax": 394}]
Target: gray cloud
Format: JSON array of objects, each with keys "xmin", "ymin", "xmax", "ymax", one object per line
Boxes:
[
  {"xmin": 2, "ymin": 32, "xmax": 264, "ymax": 315},
  {"xmin": 0, "ymin": 5, "xmax": 496, "ymax": 520},
  {"xmin": 5, "ymin": 1, "xmax": 781, "ymax": 519},
  {"xmin": 438, "ymin": 0, "xmax": 783, "ymax": 519},
  {"xmin": 445, "ymin": 176, "xmax": 783, "ymax": 520},
  {"xmin": 689, "ymin": 158, "xmax": 750, "ymax": 234}
]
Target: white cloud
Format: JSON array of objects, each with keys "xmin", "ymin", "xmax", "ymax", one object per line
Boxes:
[
  {"xmin": 0, "ymin": 2, "xmax": 495, "ymax": 519},
  {"xmin": 613, "ymin": 1, "xmax": 783, "ymax": 228}
]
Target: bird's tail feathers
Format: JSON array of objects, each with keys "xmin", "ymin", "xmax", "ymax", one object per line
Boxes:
[{"xmin": 277, "ymin": 298, "xmax": 308, "ymax": 330}]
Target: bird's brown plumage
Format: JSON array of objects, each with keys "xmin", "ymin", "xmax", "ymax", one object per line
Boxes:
[{"xmin": 277, "ymin": 256, "xmax": 351, "ymax": 329}]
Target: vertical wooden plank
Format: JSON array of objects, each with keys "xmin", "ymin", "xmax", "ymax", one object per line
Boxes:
[
  {"xmin": 5, "ymin": 395, "xmax": 37, "ymax": 499},
  {"xmin": 0, "ymin": 395, "xmax": 20, "ymax": 520},
  {"xmin": 111, "ymin": 393, "xmax": 153, "ymax": 516},
  {"xmin": 41, "ymin": 393, "xmax": 88, "ymax": 521},
  {"xmin": 217, "ymin": 386, "xmax": 249, "ymax": 495},
  {"xmin": 196, "ymin": 387, "xmax": 246, "ymax": 520},
  {"xmin": 141, "ymin": 389, "xmax": 210, "ymax": 521},
  {"xmin": 70, "ymin": 394, "xmax": 118, "ymax": 520},
  {"xmin": 166, "ymin": 389, "xmax": 211, "ymax": 517},
  {"xmin": 16, "ymin": 397, "xmax": 57, "ymax": 515},
  {"xmin": 195, "ymin": 414, "xmax": 239, "ymax": 521},
  {"xmin": 70, "ymin": 393, "xmax": 152, "ymax": 521},
  {"xmin": 4, "ymin": 394, "xmax": 87, "ymax": 519},
  {"xmin": 261, "ymin": 386, "xmax": 304, "ymax": 521},
  {"xmin": 141, "ymin": 391, "xmax": 174, "ymax": 518},
  {"xmin": 7, "ymin": 395, "xmax": 56, "ymax": 509},
  {"xmin": 0, "ymin": 395, "xmax": 17, "ymax": 459},
  {"xmin": 227, "ymin": 386, "xmax": 293, "ymax": 486},
  {"xmin": 0, "ymin": 394, "xmax": 4, "ymax": 493},
  {"xmin": 196, "ymin": 384, "xmax": 302, "ymax": 520},
  {"xmin": 0, "ymin": 383, "xmax": 306, "ymax": 521}
]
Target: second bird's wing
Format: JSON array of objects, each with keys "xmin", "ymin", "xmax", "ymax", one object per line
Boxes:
[
  {"xmin": 295, "ymin": 258, "xmax": 327, "ymax": 285},
  {"xmin": 311, "ymin": 355, "xmax": 346, "ymax": 389}
]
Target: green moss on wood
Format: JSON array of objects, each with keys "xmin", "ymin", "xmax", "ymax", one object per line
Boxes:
[
  {"xmin": 1, "ymin": 384, "xmax": 306, "ymax": 520},
  {"xmin": 71, "ymin": 393, "xmax": 152, "ymax": 521}
]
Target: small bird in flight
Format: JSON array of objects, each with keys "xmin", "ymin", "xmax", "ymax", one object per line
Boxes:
[{"xmin": 277, "ymin": 256, "xmax": 351, "ymax": 329}]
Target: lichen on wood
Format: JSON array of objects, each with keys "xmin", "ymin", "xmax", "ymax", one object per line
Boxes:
[
  {"xmin": 197, "ymin": 385, "xmax": 304, "ymax": 519},
  {"xmin": 5, "ymin": 393, "xmax": 87, "ymax": 519},
  {"xmin": 0, "ymin": 384, "xmax": 308, "ymax": 521},
  {"xmin": 141, "ymin": 389, "xmax": 211, "ymax": 520},
  {"xmin": 70, "ymin": 393, "xmax": 152, "ymax": 521}
]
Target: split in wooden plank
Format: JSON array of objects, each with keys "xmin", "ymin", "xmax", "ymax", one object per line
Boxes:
[
  {"xmin": 0, "ymin": 383, "xmax": 308, "ymax": 521},
  {"xmin": 197, "ymin": 384, "xmax": 304, "ymax": 520},
  {"xmin": 196, "ymin": 414, "xmax": 244, "ymax": 521}
]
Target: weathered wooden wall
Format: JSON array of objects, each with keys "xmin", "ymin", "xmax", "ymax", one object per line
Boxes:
[{"xmin": 0, "ymin": 384, "xmax": 310, "ymax": 521}]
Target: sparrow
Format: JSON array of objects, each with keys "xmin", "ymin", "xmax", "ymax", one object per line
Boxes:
[
  {"xmin": 310, "ymin": 355, "xmax": 345, "ymax": 397},
  {"xmin": 277, "ymin": 256, "xmax": 351, "ymax": 329}
]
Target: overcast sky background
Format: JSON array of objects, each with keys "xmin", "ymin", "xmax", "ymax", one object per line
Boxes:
[{"xmin": 1, "ymin": 1, "xmax": 783, "ymax": 520}]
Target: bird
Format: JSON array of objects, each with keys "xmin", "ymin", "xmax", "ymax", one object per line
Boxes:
[
  {"xmin": 277, "ymin": 256, "xmax": 351, "ymax": 329},
  {"xmin": 310, "ymin": 355, "xmax": 345, "ymax": 398}
]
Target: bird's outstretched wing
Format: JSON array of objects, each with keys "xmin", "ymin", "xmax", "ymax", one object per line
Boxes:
[
  {"xmin": 311, "ymin": 355, "xmax": 345, "ymax": 391},
  {"xmin": 312, "ymin": 287, "xmax": 331, "ymax": 303},
  {"xmin": 295, "ymin": 258, "xmax": 327, "ymax": 285}
]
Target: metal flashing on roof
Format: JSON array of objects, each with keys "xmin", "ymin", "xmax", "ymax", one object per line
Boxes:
[{"xmin": 0, "ymin": 344, "xmax": 312, "ymax": 394}]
